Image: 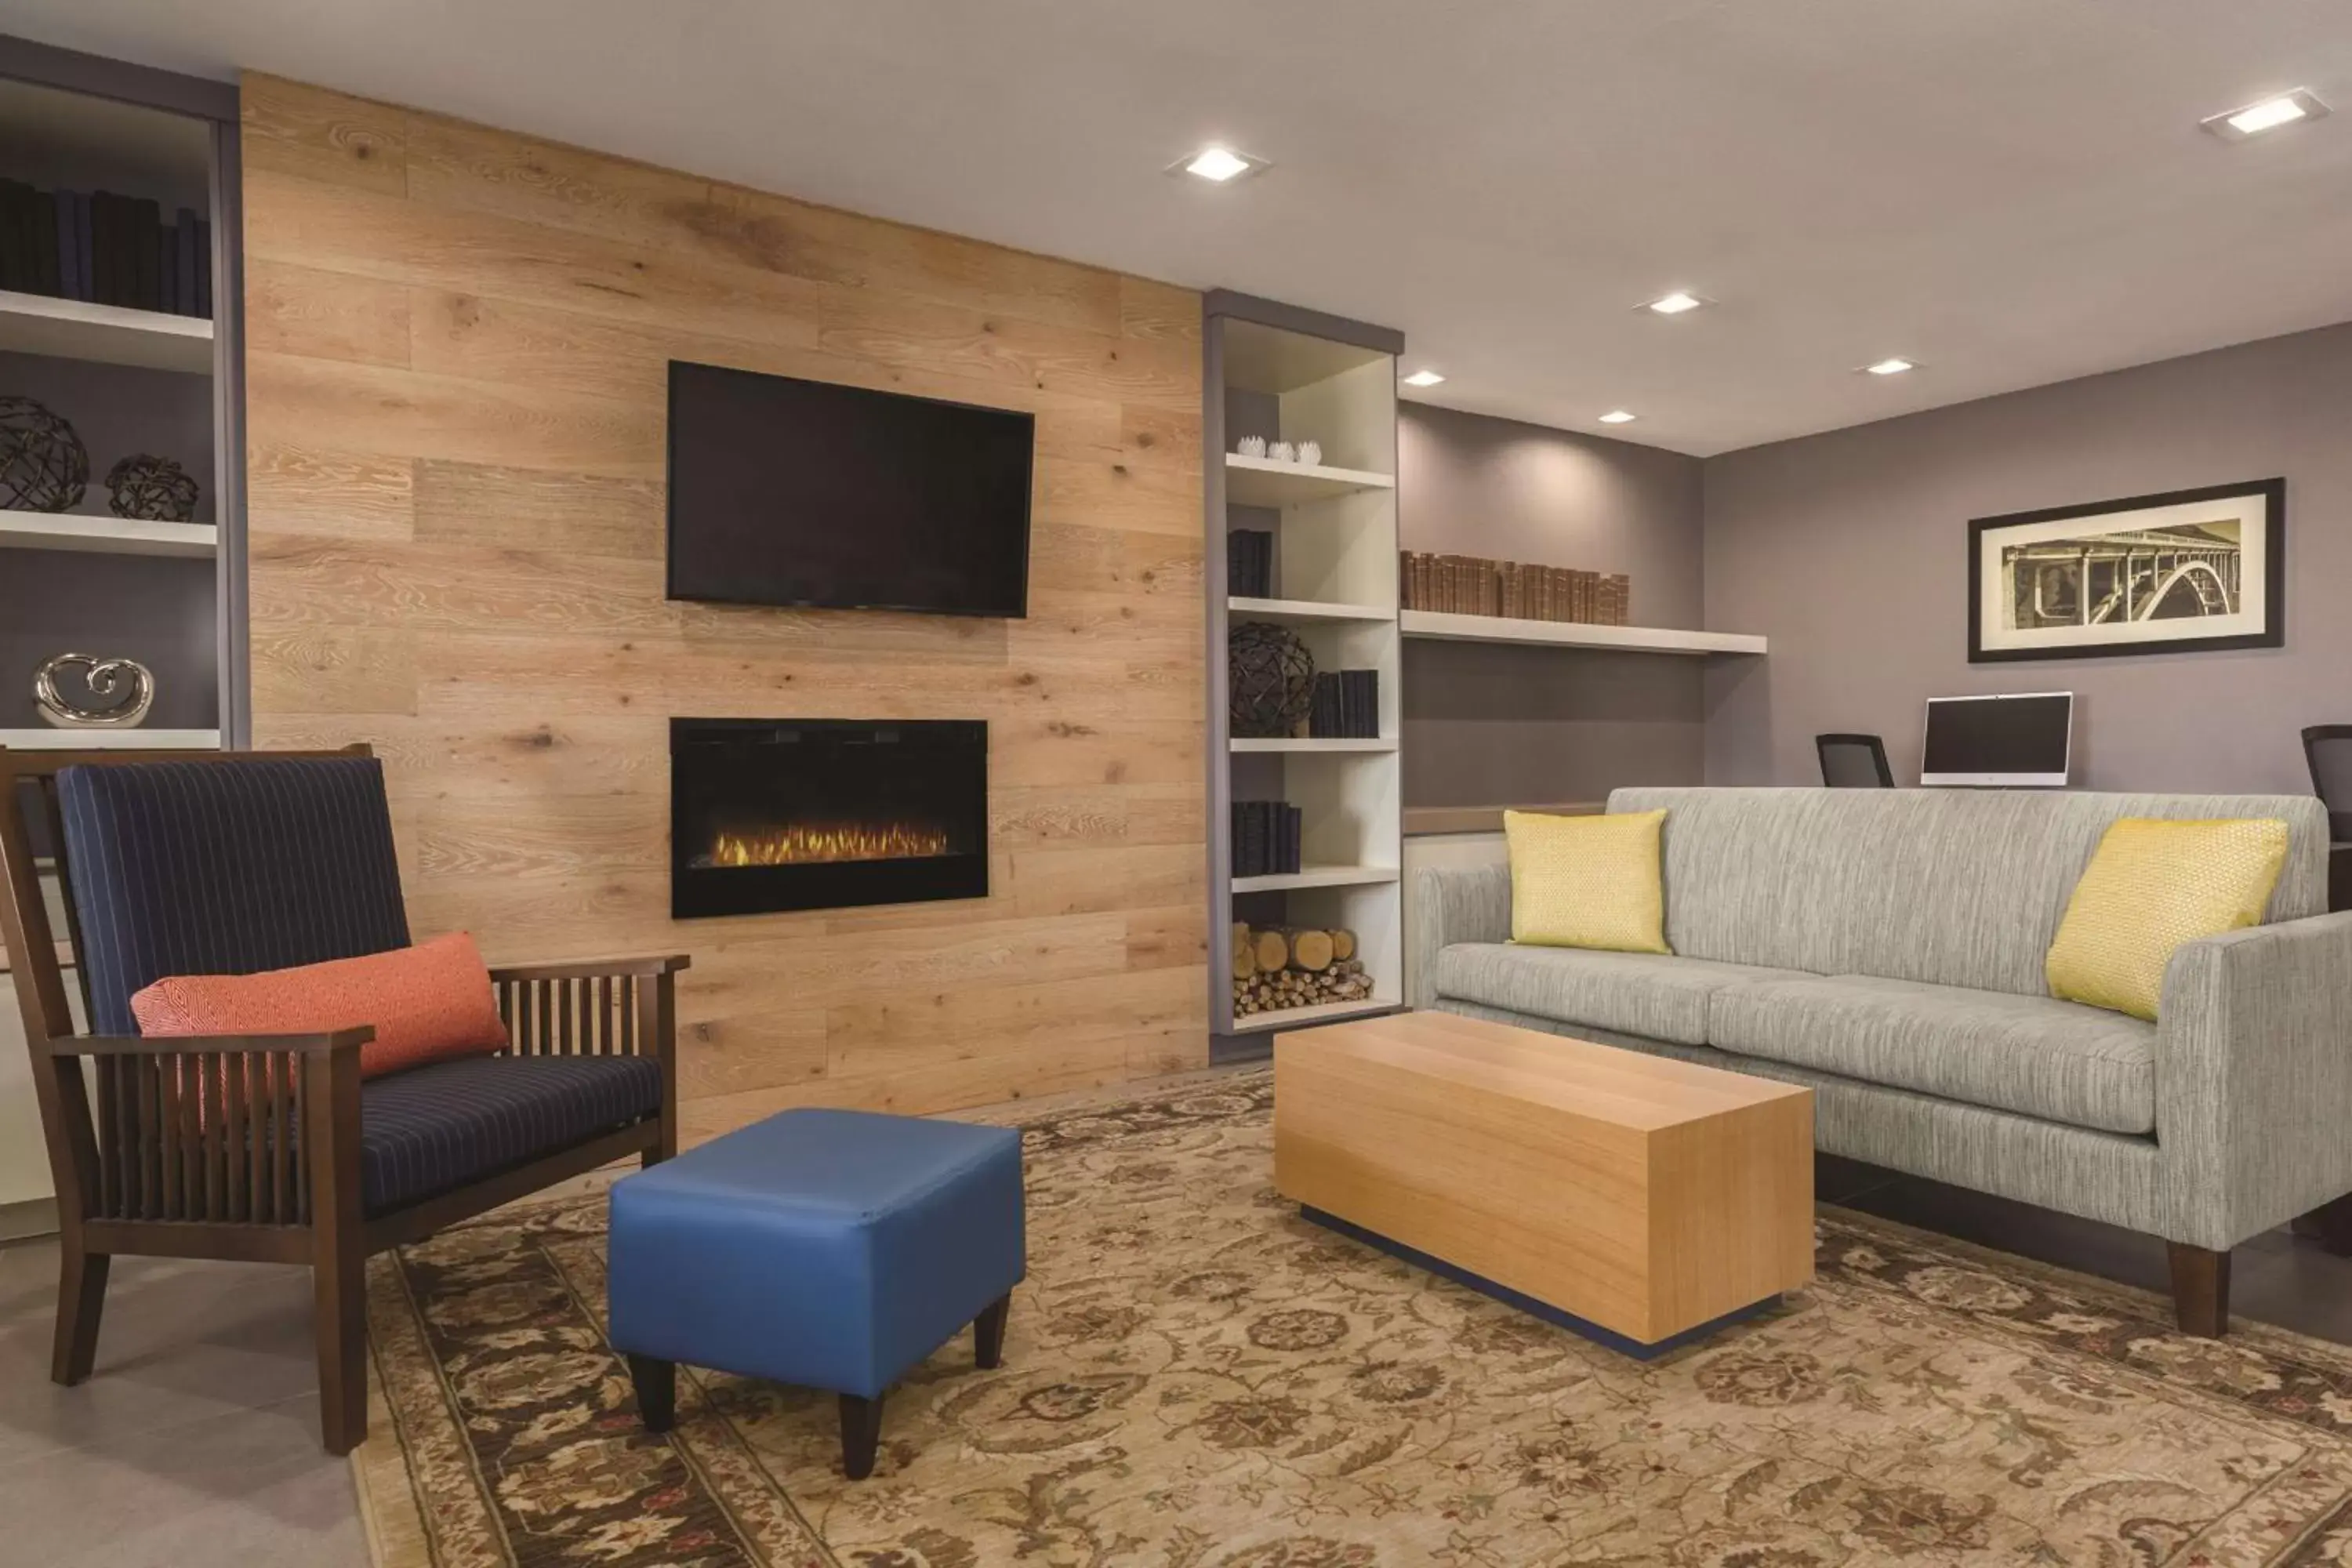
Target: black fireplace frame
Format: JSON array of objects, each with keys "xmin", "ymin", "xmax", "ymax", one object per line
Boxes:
[{"xmin": 669, "ymin": 717, "xmax": 989, "ymax": 919}]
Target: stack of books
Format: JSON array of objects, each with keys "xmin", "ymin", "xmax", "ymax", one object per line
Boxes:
[
  {"xmin": 0, "ymin": 181, "xmax": 214, "ymax": 318},
  {"xmin": 1309, "ymin": 670, "xmax": 1379, "ymax": 739},
  {"xmin": 1231, "ymin": 800, "xmax": 1302, "ymax": 877},
  {"xmin": 1398, "ymin": 551, "xmax": 1629, "ymax": 625},
  {"xmin": 1226, "ymin": 528, "xmax": 1273, "ymax": 598}
]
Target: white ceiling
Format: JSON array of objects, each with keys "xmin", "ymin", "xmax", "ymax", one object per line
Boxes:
[{"xmin": 12, "ymin": 0, "xmax": 2352, "ymax": 455}]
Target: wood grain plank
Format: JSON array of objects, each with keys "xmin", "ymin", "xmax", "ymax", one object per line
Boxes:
[
  {"xmin": 411, "ymin": 459, "xmax": 661, "ymax": 559},
  {"xmin": 245, "ymin": 76, "xmax": 1209, "ymax": 1131},
  {"xmin": 245, "ymin": 444, "xmax": 415, "ymax": 543},
  {"xmin": 241, "ymin": 74, "xmax": 408, "ymax": 195},
  {"xmin": 245, "ymin": 259, "xmax": 412, "ymax": 368}
]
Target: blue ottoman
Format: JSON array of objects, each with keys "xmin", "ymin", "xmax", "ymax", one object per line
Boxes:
[{"xmin": 607, "ymin": 1107, "xmax": 1025, "ymax": 1478}]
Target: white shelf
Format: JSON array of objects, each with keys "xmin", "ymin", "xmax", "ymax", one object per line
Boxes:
[
  {"xmin": 1232, "ymin": 863, "xmax": 1400, "ymax": 893},
  {"xmin": 1400, "ymin": 609, "xmax": 1768, "ymax": 657},
  {"xmin": 1224, "ymin": 452, "xmax": 1396, "ymax": 508},
  {"xmin": 1229, "ymin": 737, "xmax": 1398, "ymax": 753},
  {"xmin": 1228, "ymin": 596, "xmax": 1394, "ymax": 625},
  {"xmin": 1229, "ymin": 994, "xmax": 1403, "ymax": 1035},
  {"xmin": 0, "ymin": 512, "xmax": 216, "ymax": 557},
  {"xmin": 0, "ymin": 290, "xmax": 213, "ymax": 373},
  {"xmin": 0, "ymin": 728, "xmax": 220, "ymax": 751}
]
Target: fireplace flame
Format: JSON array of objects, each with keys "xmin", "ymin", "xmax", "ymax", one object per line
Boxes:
[{"xmin": 699, "ymin": 821, "xmax": 953, "ymax": 868}]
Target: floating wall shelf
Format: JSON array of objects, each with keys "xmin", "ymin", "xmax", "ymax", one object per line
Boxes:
[
  {"xmin": 1226, "ymin": 993, "xmax": 1405, "ymax": 1034},
  {"xmin": 1400, "ymin": 609, "xmax": 1767, "ymax": 657},
  {"xmin": 1227, "ymin": 596, "xmax": 1395, "ymax": 625},
  {"xmin": 0, "ymin": 728, "xmax": 222, "ymax": 751},
  {"xmin": 1230, "ymin": 863, "xmax": 1401, "ymax": 893},
  {"xmin": 0, "ymin": 513, "xmax": 217, "ymax": 557},
  {"xmin": 1223, "ymin": 452, "xmax": 1396, "ymax": 508},
  {"xmin": 1229, "ymin": 736, "xmax": 1399, "ymax": 754},
  {"xmin": 0, "ymin": 289, "xmax": 213, "ymax": 373}
]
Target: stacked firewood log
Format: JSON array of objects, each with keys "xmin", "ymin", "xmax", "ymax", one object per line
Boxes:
[{"xmin": 1231, "ymin": 922, "xmax": 1374, "ymax": 1018}]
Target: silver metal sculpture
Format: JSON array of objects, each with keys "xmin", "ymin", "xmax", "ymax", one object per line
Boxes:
[{"xmin": 33, "ymin": 653, "xmax": 155, "ymax": 729}]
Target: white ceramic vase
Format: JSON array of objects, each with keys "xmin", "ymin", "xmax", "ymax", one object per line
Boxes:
[
  {"xmin": 1269, "ymin": 441, "xmax": 1297, "ymax": 463},
  {"xmin": 1236, "ymin": 435, "xmax": 1267, "ymax": 458},
  {"xmin": 1296, "ymin": 440, "xmax": 1322, "ymax": 466}
]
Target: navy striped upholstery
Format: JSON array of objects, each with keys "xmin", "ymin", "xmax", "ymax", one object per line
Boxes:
[
  {"xmin": 361, "ymin": 1054, "xmax": 663, "ymax": 1215},
  {"xmin": 56, "ymin": 757, "xmax": 410, "ymax": 1037}
]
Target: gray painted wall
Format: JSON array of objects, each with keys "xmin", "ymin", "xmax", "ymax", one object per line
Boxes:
[
  {"xmin": 1399, "ymin": 401, "xmax": 1705, "ymax": 807},
  {"xmin": 1702, "ymin": 322, "xmax": 2352, "ymax": 792}
]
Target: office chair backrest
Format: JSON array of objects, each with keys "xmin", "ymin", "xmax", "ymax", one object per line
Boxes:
[{"xmin": 1817, "ymin": 733, "xmax": 1893, "ymax": 789}]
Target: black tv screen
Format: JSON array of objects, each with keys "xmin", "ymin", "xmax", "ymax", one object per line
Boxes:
[{"xmin": 666, "ymin": 361, "xmax": 1034, "ymax": 617}]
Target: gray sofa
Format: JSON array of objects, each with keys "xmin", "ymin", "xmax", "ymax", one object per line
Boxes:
[{"xmin": 1410, "ymin": 786, "xmax": 2352, "ymax": 1335}]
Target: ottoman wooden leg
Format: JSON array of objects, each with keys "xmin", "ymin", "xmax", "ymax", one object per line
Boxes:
[
  {"xmin": 975, "ymin": 1293, "xmax": 1011, "ymax": 1370},
  {"xmin": 839, "ymin": 1392, "xmax": 885, "ymax": 1480},
  {"xmin": 630, "ymin": 1355, "xmax": 677, "ymax": 1433}
]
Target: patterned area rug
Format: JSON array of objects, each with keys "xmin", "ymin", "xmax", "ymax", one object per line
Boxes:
[{"xmin": 354, "ymin": 1071, "xmax": 2352, "ymax": 1566}]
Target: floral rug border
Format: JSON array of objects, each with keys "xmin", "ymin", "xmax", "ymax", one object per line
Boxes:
[{"xmin": 350, "ymin": 1066, "xmax": 2352, "ymax": 1567}]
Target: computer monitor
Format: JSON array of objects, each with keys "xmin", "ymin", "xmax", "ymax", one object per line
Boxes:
[{"xmin": 1922, "ymin": 692, "xmax": 2073, "ymax": 787}]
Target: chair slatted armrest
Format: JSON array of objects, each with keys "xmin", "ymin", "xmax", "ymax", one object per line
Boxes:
[
  {"xmin": 489, "ymin": 954, "xmax": 691, "ymax": 983},
  {"xmin": 49, "ymin": 1027, "xmax": 374, "ymax": 1058},
  {"xmin": 44, "ymin": 1028, "xmax": 371, "ymax": 1232}
]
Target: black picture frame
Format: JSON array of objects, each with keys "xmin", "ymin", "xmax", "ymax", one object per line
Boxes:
[{"xmin": 1966, "ymin": 477, "xmax": 2285, "ymax": 663}]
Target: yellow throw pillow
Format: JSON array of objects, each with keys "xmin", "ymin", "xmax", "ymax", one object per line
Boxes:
[
  {"xmin": 2046, "ymin": 817, "xmax": 2289, "ymax": 1021},
  {"xmin": 1504, "ymin": 808, "xmax": 1670, "ymax": 955}
]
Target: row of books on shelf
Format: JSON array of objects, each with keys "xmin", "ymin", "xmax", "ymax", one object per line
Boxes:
[
  {"xmin": 1399, "ymin": 551, "xmax": 1629, "ymax": 625},
  {"xmin": 1226, "ymin": 528, "xmax": 1274, "ymax": 598},
  {"xmin": 1231, "ymin": 800, "xmax": 1303, "ymax": 878},
  {"xmin": 1310, "ymin": 670, "xmax": 1380, "ymax": 739},
  {"xmin": 0, "ymin": 181, "xmax": 214, "ymax": 318}
]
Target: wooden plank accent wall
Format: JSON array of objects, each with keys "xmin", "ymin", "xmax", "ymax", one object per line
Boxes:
[{"xmin": 239, "ymin": 76, "xmax": 1208, "ymax": 1139}]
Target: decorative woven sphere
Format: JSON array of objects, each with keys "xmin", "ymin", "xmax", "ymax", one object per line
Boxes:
[
  {"xmin": 105, "ymin": 454, "xmax": 200, "ymax": 522},
  {"xmin": 0, "ymin": 396, "xmax": 88, "ymax": 513},
  {"xmin": 1229, "ymin": 620, "xmax": 1316, "ymax": 739}
]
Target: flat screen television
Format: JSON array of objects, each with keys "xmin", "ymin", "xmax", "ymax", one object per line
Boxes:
[
  {"xmin": 666, "ymin": 360, "xmax": 1034, "ymax": 617},
  {"xmin": 1922, "ymin": 691, "xmax": 2073, "ymax": 787}
]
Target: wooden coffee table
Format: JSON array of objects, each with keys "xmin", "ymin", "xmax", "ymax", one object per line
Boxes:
[{"xmin": 1273, "ymin": 1009, "xmax": 1813, "ymax": 1356}]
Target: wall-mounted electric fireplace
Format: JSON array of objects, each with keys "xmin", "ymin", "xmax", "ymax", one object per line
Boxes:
[{"xmin": 670, "ymin": 718, "xmax": 988, "ymax": 918}]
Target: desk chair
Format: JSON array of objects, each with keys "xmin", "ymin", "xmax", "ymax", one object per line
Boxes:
[{"xmin": 1816, "ymin": 733, "xmax": 1893, "ymax": 789}]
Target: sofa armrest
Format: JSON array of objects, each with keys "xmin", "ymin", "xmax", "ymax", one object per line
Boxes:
[
  {"xmin": 2157, "ymin": 910, "xmax": 2352, "ymax": 1249},
  {"xmin": 1408, "ymin": 863, "xmax": 1513, "ymax": 1009}
]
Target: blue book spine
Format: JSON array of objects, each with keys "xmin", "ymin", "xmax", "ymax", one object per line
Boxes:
[
  {"xmin": 194, "ymin": 216, "xmax": 211, "ymax": 318},
  {"xmin": 176, "ymin": 208, "xmax": 199, "ymax": 317},
  {"xmin": 56, "ymin": 191, "xmax": 79, "ymax": 301}
]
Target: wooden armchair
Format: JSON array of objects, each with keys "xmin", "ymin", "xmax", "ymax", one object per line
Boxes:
[{"xmin": 0, "ymin": 745, "xmax": 684, "ymax": 1454}]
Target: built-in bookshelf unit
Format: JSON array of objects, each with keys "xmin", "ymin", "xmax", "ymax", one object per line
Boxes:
[
  {"xmin": 0, "ymin": 55, "xmax": 243, "ymax": 748},
  {"xmin": 1205, "ymin": 292, "xmax": 1406, "ymax": 1052}
]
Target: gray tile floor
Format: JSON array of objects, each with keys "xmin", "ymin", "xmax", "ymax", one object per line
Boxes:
[
  {"xmin": 0, "ymin": 1240, "xmax": 365, "ymax": 1568},
  {"xmin": 2, "ymin": 1155, "xmax": 2350, "ymax": 1566}
]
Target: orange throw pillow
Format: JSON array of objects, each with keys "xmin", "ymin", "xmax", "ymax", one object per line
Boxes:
[{"xmin": 131, "ymin": 933, "xmax": 509, "ymax": 1080}]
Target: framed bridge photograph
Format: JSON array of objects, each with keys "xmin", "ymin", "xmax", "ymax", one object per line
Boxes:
[{"xmin": 1968, "ymin": 477, "xmax": 2285, "ymax": 662}]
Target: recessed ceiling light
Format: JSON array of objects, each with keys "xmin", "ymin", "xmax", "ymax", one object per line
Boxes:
[
  {"xmin": 1171, "ymin": 146, "xmax": 1267, "ymax": 182},
  {"xmin": 1641, "ymin": 292, "xmax": 1708, "ymax": 315},
  {"xmin": 1862, "ymin": 358, "xmax": 1917, "ymax": 376},
  {"xmin": 2202, "ymin": 89, "xmax": 2329, "ymax": 140},
  {"xmin": 1401, "ymin": 369, "xmax": 1446, "ymax": 388},
  {"xmin": 1597, "ymin": 409, "xmax": 1638, "ymax": 424}
]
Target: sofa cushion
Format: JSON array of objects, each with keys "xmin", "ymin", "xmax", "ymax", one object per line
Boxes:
[
  {"xmin": 361, "ymin": 1053, "xmax": 662, "ymax": 1215},
  {"xmin": 1429, "ymin": 944, "xmax": 1804, "ymax": 1047},
  {"xmin": 1708, "ymin": 974, "xmax": 2156, "ymax": 1136},
  {"xmin": 1605, "ymin": 786, "xmax": 2328, "ymax": 997}
]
